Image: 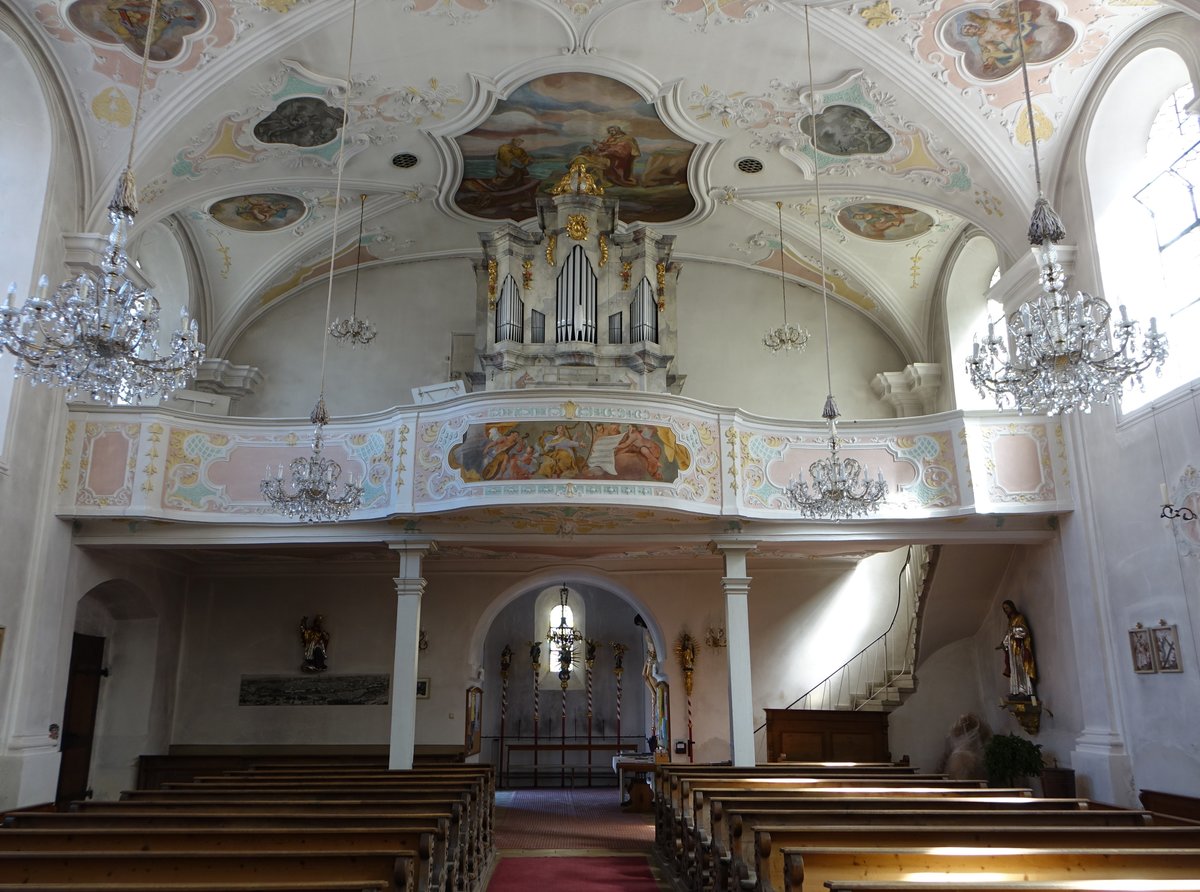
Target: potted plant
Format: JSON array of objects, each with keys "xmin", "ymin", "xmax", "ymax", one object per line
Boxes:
[{"xmin": 984, "ymin": 733, "xmax": 1044, "ymax": 788}]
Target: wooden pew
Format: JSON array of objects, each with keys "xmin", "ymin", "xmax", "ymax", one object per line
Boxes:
[
  {"xmin": 758, "ymin": 842, "xmax": 1200, "ymax": 892},
  {"xmin": 0, "ymin": 850, "xmax": 421, "ymax": 892},
  {"xmin": 115, "ymin": 785, "xmax": 486, "ymax": 882},
  {"xmin": 707, "ymin": 803, "xmax": 1153, "ymax": 892},
  {"xmin": 0, "ymin": 827, "xmax": 440, "ymax": 892},
  {"xmin": 68, "ymin": 798, "xmax": 471, "ymax": 891},
  {"xmin": 0, "ymin": 884, "xmax": 390, "ymax": 892},
  {"xmin": 664, "ymin": 781, "xmax": 1024, "ymax": 875},
  {"xmin": 824, "ymin": 883, "xmax": 1200, "ymax": 892}
]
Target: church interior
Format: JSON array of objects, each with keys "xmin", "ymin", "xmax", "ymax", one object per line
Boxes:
[{"xmin": 2, "ymin": 0, "xmax": 1200, "ymax": 884}]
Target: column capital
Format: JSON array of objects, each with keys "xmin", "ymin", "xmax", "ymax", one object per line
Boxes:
[
  {"xmin": 708, "ymin": 538, "xmax": 760, "ymax": 556},
  {"xmin": 709, "ymin": 539, "xmax": 758, "ymax": 579},
  {"xmin": 389, "ymin": 539, "xmax": 437, "ymax": 583}
]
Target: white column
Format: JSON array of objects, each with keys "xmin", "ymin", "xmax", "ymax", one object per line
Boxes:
[
  {"xmin": 389, "ymin": 541, "xmax": 436, "ymax": 770},
  {"xmin": 711, "ymin": 540, "xmax": 758, "ymax": 767}
]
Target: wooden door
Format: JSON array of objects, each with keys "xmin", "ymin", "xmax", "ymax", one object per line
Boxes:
[{"xmin": 55, "ymin": 633, "xmax": 105, "ymax": 806}]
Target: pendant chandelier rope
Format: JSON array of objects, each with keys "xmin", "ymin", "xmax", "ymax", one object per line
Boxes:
[
  {"xmin": 762, "ymin": 201, "xmax": 811, "ymax": 353},
  {"xmin": 784, "ymin": 4, "xmax": 887, "ymax": 520},
  {"xmin": 260, "ymin": 0, "xmax": 364, "ymax": 523},
  {"xmin": 0, "ymin": 0, "xmax": 205, "ymax": 405},
  {"xmin": 330, "ymin": 193, "xmax": 378, "ymax": 348},
  {"xmin": 965, "ymin": 0, "xmax": 1167, "ymax": 416}
]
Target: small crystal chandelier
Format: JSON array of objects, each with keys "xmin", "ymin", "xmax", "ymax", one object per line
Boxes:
[
  {"xmin": 762, "ymin": 201, "xmax": 810, "ymax": 354},
  {"xmin": 259, "ymin": 0, "xmax": 364, "ymax": 523},
  {"xmin": 547, "ymin": 583, "xmax": 583, "ymax": 687},
  {"xmin": 965, "ymin": 0, "xmax": 1167, "ymax": 416},
  {"xmin": 329, "ymin": 194, "xmax": 377, "ymax": 348},
  {"xmin": 260, "ymin": 397, "xmax": 364, "ymax": 523},
  {"xmin": 785, "ymin": 6, "xmax": 887, "ymax": 521},
  {"xmin": 0, "ymin": 0, "xmax": 204, "ymax": 405}
]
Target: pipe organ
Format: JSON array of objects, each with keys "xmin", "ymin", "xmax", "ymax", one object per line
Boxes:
[{"xmin": 472, "ymin": 162, "xmax": 682, "ymax": 393}]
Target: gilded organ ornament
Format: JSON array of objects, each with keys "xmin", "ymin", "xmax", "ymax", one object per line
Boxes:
[{"xmin": 566, "ymin": 214, "xmax": 590, "ymax": 241}]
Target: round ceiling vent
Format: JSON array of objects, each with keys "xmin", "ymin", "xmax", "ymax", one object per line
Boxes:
[
  {"xmin": 735, "ymin": 156, "xmax": 764, "ymax": 174},
  {"xmin": 391, "ymin": 152, "xmax": 420, "ymax": 169}
]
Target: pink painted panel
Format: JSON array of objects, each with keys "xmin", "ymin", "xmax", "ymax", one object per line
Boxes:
[
  {"xmin": 767, "ymin": 444, "xmax": 917, "ymax": 489},
  {"xmin": 208, "ymin": 443, "xmax": 365, "ymax": 503},
  {"xmin": 992, "ymin": 433, "xmax": 1043, "ymax": 493},
  {"xmin": 86, "ymin": 431, "xmax": 132, "ymax": 496}
]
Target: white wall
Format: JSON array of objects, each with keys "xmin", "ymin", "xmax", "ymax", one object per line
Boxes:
[{"xmin": 226, "ymin": 256, "xmax": 907, "ymax": 422}]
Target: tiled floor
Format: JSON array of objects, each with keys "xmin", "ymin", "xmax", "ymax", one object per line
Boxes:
[{"xmin": 493, "ymin": 787, "xmax": 656, "ymax": 852}]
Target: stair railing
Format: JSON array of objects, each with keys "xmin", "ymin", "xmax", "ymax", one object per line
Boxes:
[{"xmin": 754, "ymin": 544, "xmax": 936, "ymax": 730}]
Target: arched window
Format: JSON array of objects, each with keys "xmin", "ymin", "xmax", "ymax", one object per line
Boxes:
[
  {"xmin": 1089, "ymin": 50, "xmax": 1199, "ymax": 412},
  {"xmin": 533, "ymin": 584, "xmax": 585, "ymax": 690}
]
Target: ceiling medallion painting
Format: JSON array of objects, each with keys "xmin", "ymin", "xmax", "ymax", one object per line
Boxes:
[
  {"xmin": 837, "ymin": 202, "xmax": 935, "ymax": 241},
  {"xmin": 171, "ymin": 62, "xmax": 459, "ymax": 181},
  {"xmin": 65, "ymin": 0, "xmax": 207, "ymax": 61},
  {"xmin": 689, "ymin": 73, "xmax": 970, "ymax": 192},
  {"xmin": 453, "ymin": 73, "xmax": 698, "ymax": 224},
  {"xmin": 797, "ymin": 106, "xmax": 893, "ymax": 156},
  {"xmin": 448, "ymin": 421, "xmax": 692, "ymax": 483},
  {"xmin": 938, "ymin": 0, "xmax": 1076, "ymax": 82},
  {"xmin": 208, "ymin": 193, "xmax": 307, "ymax": 232},
  {"xmin": 253, "ymin": 97, "xmax": 345, "ymax": 148}
]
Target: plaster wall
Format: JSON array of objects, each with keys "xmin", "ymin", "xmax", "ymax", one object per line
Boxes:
[
  {"xmin": 889, "ymin": 638, "xmax": 983, "ymax": 773},
  {"xmin": 227, "ymin": 258, "xmax": 477, "ymax": 418},
  {"xmin": 0, "ymin": 13, "xmax": 90, "ymax": 810},
  {"xmin": 226, "ymin": 257, "xmax": 906, "ymax": 422},
  {"xmin": 168, "ymin": 550, "xmax": 910, "ymax": 767}
]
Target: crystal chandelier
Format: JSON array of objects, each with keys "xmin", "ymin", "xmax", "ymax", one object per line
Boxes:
[
  {"xmin": 329, "ymin": 194, "xmax": 377, "ymax": 348},
  {"xmin": 0, "ymin": 0, "xmax": 204, "ymax": 405},
  {"xmin": 259, "ymin": 0, "xmax": 364, "ymax": 523},
  {"xmin": 260, "ymin": 398, "xmax": 364, "ymax": 523},
  {"xmin": 762, "ymin": 201, "xmax": 810, "ymax": 354},
  {"xmin": 547, "ymin": 583, "xmax": 583, "ymax": 687},
  {"xmin": 965, "ymin": 0, "xmax": 1167, "ymax": 416},
  {"xmin": 785, "ymin": 5, "xmax": 887, "ymax": 520}
]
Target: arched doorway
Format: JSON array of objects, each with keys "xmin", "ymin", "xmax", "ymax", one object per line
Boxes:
[{"xmin": 472, "ymin": 573, "xmax": 668, "ymax": 788}]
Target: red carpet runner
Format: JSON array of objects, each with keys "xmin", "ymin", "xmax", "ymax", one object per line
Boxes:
[
  {"xmin": 486, "ymin": 855, "xmax": 662, "ymax": 891},
  {"xmin": 487, "ymin": 788, "xmax": 665, "ymax": 890}
]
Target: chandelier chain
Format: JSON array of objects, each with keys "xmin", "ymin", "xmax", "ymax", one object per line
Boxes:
[
  {"xmin": 782, "ymin": 4, "xmax": 888, "ymax": 520},
  {"xmin": 318, "ymin": 0, "xmax": 361, "ymax": 397},
  {"xmin": 762, "ymin": 201, "xmax": 810, "ymax": 353}
]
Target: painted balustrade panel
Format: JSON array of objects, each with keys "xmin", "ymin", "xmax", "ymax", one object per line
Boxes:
[{"xmin": 55, "ymin": 393, "xmax": 1072, "ymax": 522}]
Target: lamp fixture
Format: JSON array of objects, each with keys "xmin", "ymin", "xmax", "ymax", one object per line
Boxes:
[
  {"xmin": 0, "ymin": 0, "xmax": 204, "ymax": 404},
  {"xmin": 259, "ymin": 0, "xmax": 363, "ymax": 523},
  {"xmin": 547, "ymin": 583, "xmax": 583, "ymax": 688},
  {"xmin": 784, "ymin": 5, "xmax": 887, "ymax": 521},
  {"xmin": 965, "ymin": 0, "xmax": 1167, "ymax": 416},
  {"xmin": 762, "ymin": 201, "xmax": 810, "ymax": 354},
  {"xmin": 329, "ymin": 193, "xmax": 377, "ymax": 348},
  {"xmin": 260, "ymin": 397, "xmax": 363, "ymax": 523}
]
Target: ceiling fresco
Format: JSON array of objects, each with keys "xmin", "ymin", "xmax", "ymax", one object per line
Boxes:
[
  {"xmin": 452, "ymin": 73, "xmax": 698, "ymax": 224},
  {"xmin": 6, "ymin": 0, "xmax": 1175, "ymax": 364}
]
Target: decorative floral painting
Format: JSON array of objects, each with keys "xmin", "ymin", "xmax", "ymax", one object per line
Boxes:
[
  {"xmin": 939, "ymin": 0, "xmax": 1076, "ymax": 81},
  {"xmin": 66, "ymin": 0, "xmax": 207, "ymax": 61},
  {"xmin": 837, "ymin": 202, "xmax": 935, "ymax": 241},
  {"xmin": 209, "ymin": 193, "xmax": 306, "ymax": 232},
  {"xmin": 448, "ymin": 420, "xmax": 691, "ymax": 483},
  {"xmin": 253, "ymin": 97, "xmax": 345, "ymax": 148},
  {"xmin": 453, "ymin": 73, "xmax": 697, "ymax": 223}
]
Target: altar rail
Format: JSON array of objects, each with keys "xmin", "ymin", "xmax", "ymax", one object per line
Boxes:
[{"xmin": 55, "ymin": 390, "xmax": 1071, "ymax": 523}]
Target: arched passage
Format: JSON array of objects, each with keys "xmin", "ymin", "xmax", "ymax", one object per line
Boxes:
[{"xmin": 466, "ymin": 567, "xmax": 669, "ymax": 784}]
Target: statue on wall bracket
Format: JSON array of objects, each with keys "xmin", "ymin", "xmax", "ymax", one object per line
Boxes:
[{"xmin": 300, "ymin": 615, "xmax": 330, "ymax": 672}]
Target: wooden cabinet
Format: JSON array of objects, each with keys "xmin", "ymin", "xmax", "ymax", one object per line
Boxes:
[{"xmin": 763, "ymin": 709, "xmax": 890, "ymax": 763}]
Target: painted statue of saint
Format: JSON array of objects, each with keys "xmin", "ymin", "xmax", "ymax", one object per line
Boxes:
[{"xmin": 999, "ymin": 600, "xmax": 1036, "ymax": 698}]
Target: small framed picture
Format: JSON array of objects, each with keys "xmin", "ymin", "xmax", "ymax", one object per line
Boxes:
[
  {"xmin": 1129, "ymin": 627, "xmax": 1156, "ymax": 674},
  {"xmin": 416, "ymin": 677, "xmax": 431, "ymax": 699},
  {"xmin": 1152, "ymin": 624, "xmax": 1183, "ymax": 673}
]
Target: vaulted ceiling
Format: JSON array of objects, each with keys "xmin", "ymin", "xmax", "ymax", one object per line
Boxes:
[{"xmin": 11, "ymin": 0, "xmax": 1173, "ymax": 363}]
